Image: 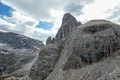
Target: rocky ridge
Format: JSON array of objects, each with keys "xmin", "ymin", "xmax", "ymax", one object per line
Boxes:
[
  {"xmin": 0, "ymin": 31, "xmax": 44, "ymax": 50},
  {"xmin": 29, "ymin": 13, "xmax": 120, "ymax": 80},
  {"xmin": 46, "ymin": 13, "xmax": 81, "ymax": 44}
]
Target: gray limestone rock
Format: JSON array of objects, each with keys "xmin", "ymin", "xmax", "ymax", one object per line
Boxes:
[
  {"xmin": 29, "ymin": 44, "xmax": 60, "ymax": 80},
  {"xmin": 29, "ymin": 14, "xmax": 120, "ymax": 80}
]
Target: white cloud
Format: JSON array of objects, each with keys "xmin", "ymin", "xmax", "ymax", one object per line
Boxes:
[
  {"xmin": 1, "ymin": 0, "xmax": 120, "ymax": 24},
  {"xmin": 76, "ymin": 0, "xmax": 120, "ymax": 23},
  {"xmin": 0, "ymin": 0, "xmax": 67, "ymax": 43},
  {"xmin": 2, "ymin": 11, "xmax": 37, "ymax": 25},
  {"xmin": 0, "ymin": 18, "xmax": 51, "ymax": 43},
  {"xmin": 0, "ymin": 18, "xmax": 15, "ymax": 26},
  {"xmin": 0, "ymin": 0, "xmax": 120, "ymax": 43},
  {"xmin": 1, "ymin": 0, "xmax": 93, "ymax": 20},
  {"xmin": 0, "ymin": 9, "xmax": 57, "ymax": 43},
  {"xmin": 106, "ymin": 4, "xmax": 120, "ymax": 24}
]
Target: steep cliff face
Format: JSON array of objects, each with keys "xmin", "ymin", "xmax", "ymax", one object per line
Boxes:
[{"xmin": 29, "ymin": 14, "xmax": 120, "ymax": 80}]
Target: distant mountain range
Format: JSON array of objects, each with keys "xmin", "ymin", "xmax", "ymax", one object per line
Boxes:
[
  {"xmin": 0, "ymin": 31, "xmax": 44, "ymax": 79},
  {"xmin": 0, "ymin": 31, "xmax": 44, "ymax": 50}
]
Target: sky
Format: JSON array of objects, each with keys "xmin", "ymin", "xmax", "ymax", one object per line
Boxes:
[{"xmin": 0, "ymin": 0, "xmax": 120, "ymax": 43}]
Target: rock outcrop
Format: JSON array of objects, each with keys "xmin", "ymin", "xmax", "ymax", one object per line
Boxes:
[
  {"xmin": 46, "ymin": 36, "xmax": 54, "ymax": 45},
  {"xmin": 29, "ymin": 13, "xmax": 120, "ymax": 80}
]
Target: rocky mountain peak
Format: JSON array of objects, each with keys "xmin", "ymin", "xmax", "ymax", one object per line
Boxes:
[
  {"xmin": 62, "ymin": 13, "xmax": 77, "ymax": 25},
  {"xmin": 29, "ymin": 19, "xmax": 120, "ymax": 80},
  {"xmin": 55, "ymin": 13, "xmax": 81, "ymax": 41}
]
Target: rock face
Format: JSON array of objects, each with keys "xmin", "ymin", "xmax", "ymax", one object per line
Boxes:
[
  {"xmin": 29, "ymin": 44, "xmax": 60, "ymax": 80},
  {"xmin": 55, "ymin": 13, "xmax": 81, "ymax": 40},
  {"xmin": 29, "ymin": 14, "xmax": 120, "ymax": 80}
]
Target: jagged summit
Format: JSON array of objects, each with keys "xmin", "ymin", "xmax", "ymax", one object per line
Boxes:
[
  {"xmin": 46, "ymin": 13, "xmax": 81, "ymax": 44},
  {"xmin": 62, "ymin": 13, "xmax": 77, "ymax": 25},
  {"xmin": 55, "ymin": 13, "xmax": 81, "ymax": 41}
]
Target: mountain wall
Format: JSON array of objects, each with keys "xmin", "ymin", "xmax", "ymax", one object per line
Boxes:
[{"xmin": 29, "ymin": 13, "xmax": 120, "ymax": 80}]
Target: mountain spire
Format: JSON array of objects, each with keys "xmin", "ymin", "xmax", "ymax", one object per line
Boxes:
[{"xmin": 55, "ymin": 13, "xmax": 81, "ymax": 40}]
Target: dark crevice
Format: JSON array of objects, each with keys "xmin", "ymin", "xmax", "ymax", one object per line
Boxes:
[{"xmin": 83, "ymin": 24, "xmax": 111, "ymax": 34}]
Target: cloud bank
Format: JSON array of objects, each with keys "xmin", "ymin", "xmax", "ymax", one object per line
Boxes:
[{"xmin": 0, "ymin": 0, "xmax": 120, "ymax": 43}]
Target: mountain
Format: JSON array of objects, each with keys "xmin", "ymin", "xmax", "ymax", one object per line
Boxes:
[
  {"xmin": 46, "ymin": 13, "xmax": 81, "ymax": 44},
  {"xmin": 28, "ymin": 13, "xmax": 120, "ymax": 80},
  {"xmin": 55, "ymin": 13, "xmax": 81, "ymax": 40},
  {"xmin": 0, "ymin": 31, "xmax": 44, "ymax": 79},
  {"xmin": 0, "ymin": 31, "xmax": 44, "ymax": 50}
]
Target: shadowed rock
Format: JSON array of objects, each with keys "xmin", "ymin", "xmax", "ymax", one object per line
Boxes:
[{"xmin": 46, "ymin": 36, "xmax": 55, "ymax": 45}]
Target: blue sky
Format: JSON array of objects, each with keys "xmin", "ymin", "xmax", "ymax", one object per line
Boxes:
[
  {"xmin": 0, "ymin": 2, "xmax": 13, "ymax": 17},
  {"xmin": 0, "ymin": 2, "xmax": 53, "ymax": 31},
  {"xmin": 0, "ymin": 1, "xmax": 55, "ymax": 43},
  {"xmin": 36, "ymin": 21, "xmax": 54, "ymax": 30},
  {"xmin": 0, "ymin": 0, "xmax": 120, "ymax": 43}
]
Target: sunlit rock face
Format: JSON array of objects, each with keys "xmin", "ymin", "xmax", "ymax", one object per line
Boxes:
[{"xmin": 29, "ymin": 13, "xmax": 120, "ymax": 80}]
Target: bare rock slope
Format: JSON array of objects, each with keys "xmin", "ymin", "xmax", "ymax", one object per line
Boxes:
[{"xmin": 29, "ymin": 14, "xmax": 120, "ymax": 80}]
